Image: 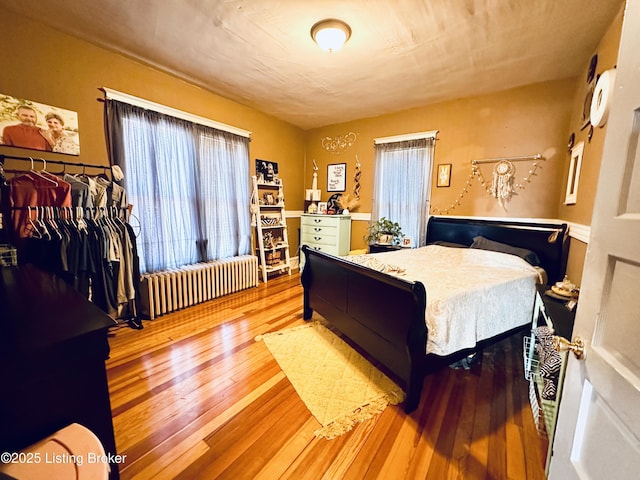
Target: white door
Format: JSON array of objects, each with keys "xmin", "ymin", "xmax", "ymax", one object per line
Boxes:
[{"xmin": 549, "ymin": 0, "xmax": 640, "ymax": 477}]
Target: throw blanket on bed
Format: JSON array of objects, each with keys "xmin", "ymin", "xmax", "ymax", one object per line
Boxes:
[{"xmin": 344, "ymin": 245, "xmax": 538, "ymax": 356}]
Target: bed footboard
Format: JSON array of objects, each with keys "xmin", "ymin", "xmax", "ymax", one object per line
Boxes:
[{"xmin": 300, "ymin": 245, "xmax": 427, "ymax": 413}]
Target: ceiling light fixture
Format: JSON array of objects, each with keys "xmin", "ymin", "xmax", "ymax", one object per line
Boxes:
[{"xmin": 310, "ymin": 19, "xmax": 351, "ymax": 52}]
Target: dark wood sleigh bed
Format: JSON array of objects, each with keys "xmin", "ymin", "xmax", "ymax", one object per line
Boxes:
[{"xmin": 300, "ymin": 216, "xmax": 569, "ymax": 413}]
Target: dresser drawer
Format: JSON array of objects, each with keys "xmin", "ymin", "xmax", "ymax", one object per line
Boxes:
[
  {"xmin": 303, "ymin": 224, "xmax": 337, "ymax": 236},
  {"xmin": 302, "ymin": 232, "xmax": 337, "ymax": 246},
  {"xmin": 301, "ymin": 215, "xmax": 342, "ymax": 227}
]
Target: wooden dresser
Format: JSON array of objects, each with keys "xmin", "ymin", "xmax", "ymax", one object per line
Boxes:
[
  {"xmin": 0, "ymin": 265, "xmax": 119, "ymax": 479},
  {"xmin": 300, "ymin": 214, "xmax": 351, "ymax": 269}
]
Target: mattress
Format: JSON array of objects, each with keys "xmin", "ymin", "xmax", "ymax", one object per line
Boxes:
[{"xmin": 345, "ymin": 245, "xmax": 539, "ymax": 356}]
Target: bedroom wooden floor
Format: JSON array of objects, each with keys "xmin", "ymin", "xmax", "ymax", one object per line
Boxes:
[{"xmin": 106, "ymin": 272, "xmax": 548, "ymax": 480}]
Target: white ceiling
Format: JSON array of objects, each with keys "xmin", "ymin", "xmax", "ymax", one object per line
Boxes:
[{"xmin": 2, "ymin": 0, "xmax": 624, "ymax": 130}]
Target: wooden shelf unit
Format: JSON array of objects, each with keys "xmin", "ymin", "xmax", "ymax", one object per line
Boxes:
[{"xmin": 251, "ymin": 175, "xmax": 291, "ymax": 282}]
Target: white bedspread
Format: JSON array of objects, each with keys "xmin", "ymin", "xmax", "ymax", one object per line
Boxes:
[{"xmin": 346, "ymin": 245, "xmax": 538, "ymax": 356}]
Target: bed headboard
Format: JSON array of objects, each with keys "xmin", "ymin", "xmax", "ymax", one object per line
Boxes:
[{"xmin": 426, "ymin": 216, "xmax": 569, "ymax": 284}]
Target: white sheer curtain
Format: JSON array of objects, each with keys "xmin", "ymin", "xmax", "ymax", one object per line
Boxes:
[
  {"xmin": 372, "ymin": 138, "xmax": 435, "ymax": 247},
  {"xmin": 110, "ymin": 101, "xmax": 250, "ymax": 274},
  {"xmin": 195, "ymin": 129, "xmax": 252, "ymax": 260}
]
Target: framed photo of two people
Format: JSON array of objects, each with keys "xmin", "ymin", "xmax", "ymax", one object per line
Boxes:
[{"xmin": 0, "ymin": 93, "xmax": 80, "ymax": 155}]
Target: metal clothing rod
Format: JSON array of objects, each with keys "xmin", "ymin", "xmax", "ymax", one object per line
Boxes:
[
  {"xmin": 0, "ymin": 153, "xmax": 110, "ymax": 170},
  {"xmin": 472, "ymin": 154, "xmax": 543, "ymax": 165}
]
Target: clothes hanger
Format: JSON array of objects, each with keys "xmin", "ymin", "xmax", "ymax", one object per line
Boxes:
[
  {"xmin": 38, "ymin": 158, "xmax": 63, "ymax": 184},
  {"xmin": 31, "ymin": 206, "xmax": 51, "ymax": 241},
  {"xmin": 75, "ymin": 206, "xmax": 88, "ymax": 234},
  {"xmin": 61, "ymin": 206, "xmax": 77, "ymax": 230},
  {"xmin": 43, "ymin": 206, "xmax": 63, "ymax": 241},
  {"xmin": 0, "ymin": 162, "xmax": 8, "ymax": 186},
  {"xmin": 28, "ymin": 157, "xmax": 58, "ymax": 186},
  {"xmin": 100, "ymin": 206, "xmax": 118, "ymax": 231},
  {"xmin": 112, "ymin": 206, "xmax": 126, "ymax": 227},
  {"xmin": 99, "ymin": 166, "xmax": 111, "ymax": 181},
  {"xmin": 26, "ymin": 206, "xmax": 43, "ymax": 240}
]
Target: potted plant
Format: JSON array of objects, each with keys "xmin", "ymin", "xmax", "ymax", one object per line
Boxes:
[{"xmin": 364, "ymin": 217, "xmax": 403, "ymax": 245}]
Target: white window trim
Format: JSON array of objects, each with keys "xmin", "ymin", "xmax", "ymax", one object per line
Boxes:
[
  {"xmin": 102, "ymin": 87, "xmax": 251, "ymax": 138},
  {"xmin": 373, "ymin": 130, "xmax": 438, "ymax": 144}
]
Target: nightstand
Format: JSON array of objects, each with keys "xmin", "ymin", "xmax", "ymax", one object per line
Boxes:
[
  {"xmin": 535, "ymin": 284, "xmax": 576, "ymax": 340},
  {"xmin": 368, "ymin": 244, "xmax": 403, "ymax": 254},
  {"xmin": 525, "ymin": 284, "xmax": 577, "ymax": 474}
]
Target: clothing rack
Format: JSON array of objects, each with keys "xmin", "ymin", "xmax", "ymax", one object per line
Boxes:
[
  {"xmin": 472, "ymin": 154, "xmax": 543, "ymax": 165},
  {"xmin": 0, "ymin": 154, "xmax": 142, "ymax": 329},
  {"xmin": 0, "ymin": 153, "xmax": 111, "ymax": 172}
]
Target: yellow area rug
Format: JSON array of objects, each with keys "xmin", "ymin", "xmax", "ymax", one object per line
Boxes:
[{"xmin": 256, "ymin": 321, "xmax": 405, "ymax": 439}]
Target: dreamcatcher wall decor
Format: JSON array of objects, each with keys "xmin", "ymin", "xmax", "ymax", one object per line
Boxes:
[
  {"xmin": 430, "ymin": 154, "xmax": 544, "ymax": 214},
  {"xmin": 321, "ymin": 132, "xmax": 357, "ymax": 154},
  {"xmin": 489, "ymin": 159, "xmax": 516, "ymax": 208}
]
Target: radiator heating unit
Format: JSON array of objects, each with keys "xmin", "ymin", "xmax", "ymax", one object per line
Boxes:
[{"xmin": 140, "ymin": 255, "xmax": 258, "ymax": 319}]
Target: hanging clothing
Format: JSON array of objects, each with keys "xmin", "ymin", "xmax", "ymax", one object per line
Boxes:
[
  {"xmin": 9, "ymin": 173, "xmax": 71, "ymax": 242},
  {"xmin": 21, "ymin": 207, "xmax": 138, "ymax": 318},
  {"xmin": 4, "ymin": 164, "xmax": 138, "ymax": 321},
  {"xmin": 63, "ymin": 174, "xmax": 94, "ymax": 208}
]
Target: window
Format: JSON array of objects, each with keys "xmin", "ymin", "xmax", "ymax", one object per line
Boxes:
[
  {"xmin": 105, "ymin": 100, "xmax": 251, "ymax": 274},
  {"xmin": 372, "ymin": 134, "xmax": 436, "ymax": 247}
]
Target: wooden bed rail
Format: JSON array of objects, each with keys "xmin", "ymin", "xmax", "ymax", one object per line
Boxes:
[{"xmin": 301, "ymin": 245, "xmax": 427, "ymax": 412}]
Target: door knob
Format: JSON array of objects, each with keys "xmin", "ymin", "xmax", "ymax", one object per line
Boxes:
[{"xmin": 553, "ymin": 336, "xmax": 585, "ymax": 359}]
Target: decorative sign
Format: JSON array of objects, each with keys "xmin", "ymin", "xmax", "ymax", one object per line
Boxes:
[
  {"xmin": 321, "ymin": 132, "xmax": 357, "ymax": 154},
  {"xmin": 327, "ymin": 163, "xmax": 346, "ymax": 192}
]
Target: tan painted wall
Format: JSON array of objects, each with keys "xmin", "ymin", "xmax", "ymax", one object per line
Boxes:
[
  {"xmin": 559, "ymin": 7, "xmax": 623, "ymax": 226},
  {"xmin": 305, "ymin": 79, "xmax": 575, "ymax": 250},
  {"xmin": 0, "ymin": 6, "xmax": 623, "ymax": 280},
  {"xmin": 0, "ymin": 9, "xmax": 306, "ymax": 255},
  {"xmin": 305, "ymin": 5, "xmax": 624, "ymax": 277},
  {"xmin": 559, "ymin": 7, "xmax": 623, "ymax": 285}
]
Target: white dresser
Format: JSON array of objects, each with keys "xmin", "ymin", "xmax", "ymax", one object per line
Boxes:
[{"xmin": 300, "ymin": 214, "xmax": 351, "ymax": 268}]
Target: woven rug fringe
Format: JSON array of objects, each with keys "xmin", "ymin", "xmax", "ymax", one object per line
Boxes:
[{"xmin": 314, "ymin": 393, "xmax": 403, "ymax": 439}]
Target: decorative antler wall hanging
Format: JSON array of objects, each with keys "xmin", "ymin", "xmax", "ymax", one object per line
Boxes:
[
  {"xmin": 353, "ymin": 155, "xmax": 361, "ymax": 199},
  {"xmin": 337, "ymin": 155, "xmax": 361, "ymax": 212}
]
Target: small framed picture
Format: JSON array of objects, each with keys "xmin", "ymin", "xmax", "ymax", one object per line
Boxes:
[
  {"xmin": 255, "ymin": 159, "xmax": 278, "ymax": 183},
  {"xmin": 318, "ymin": 202, "xmax": 328, "ymax": 214},
  {"xmin": 436, "ymin": 164, "xmax": 451, "ymax": 188},
  {"xmin": 401, "ymin": 237, "xmax": 413, "ymax": 248},
  {"xmin": 565, "ymin": 141, "xmax": 584, "ymax": 205},
  {"xmin": 263, "ymin": 192, "xmax": 276, "ymax": 205}
]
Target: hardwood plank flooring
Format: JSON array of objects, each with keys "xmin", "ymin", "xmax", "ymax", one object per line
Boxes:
[{"xmin": 106, "ymin": 273, "xmax": 548, "ymax": 479}]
